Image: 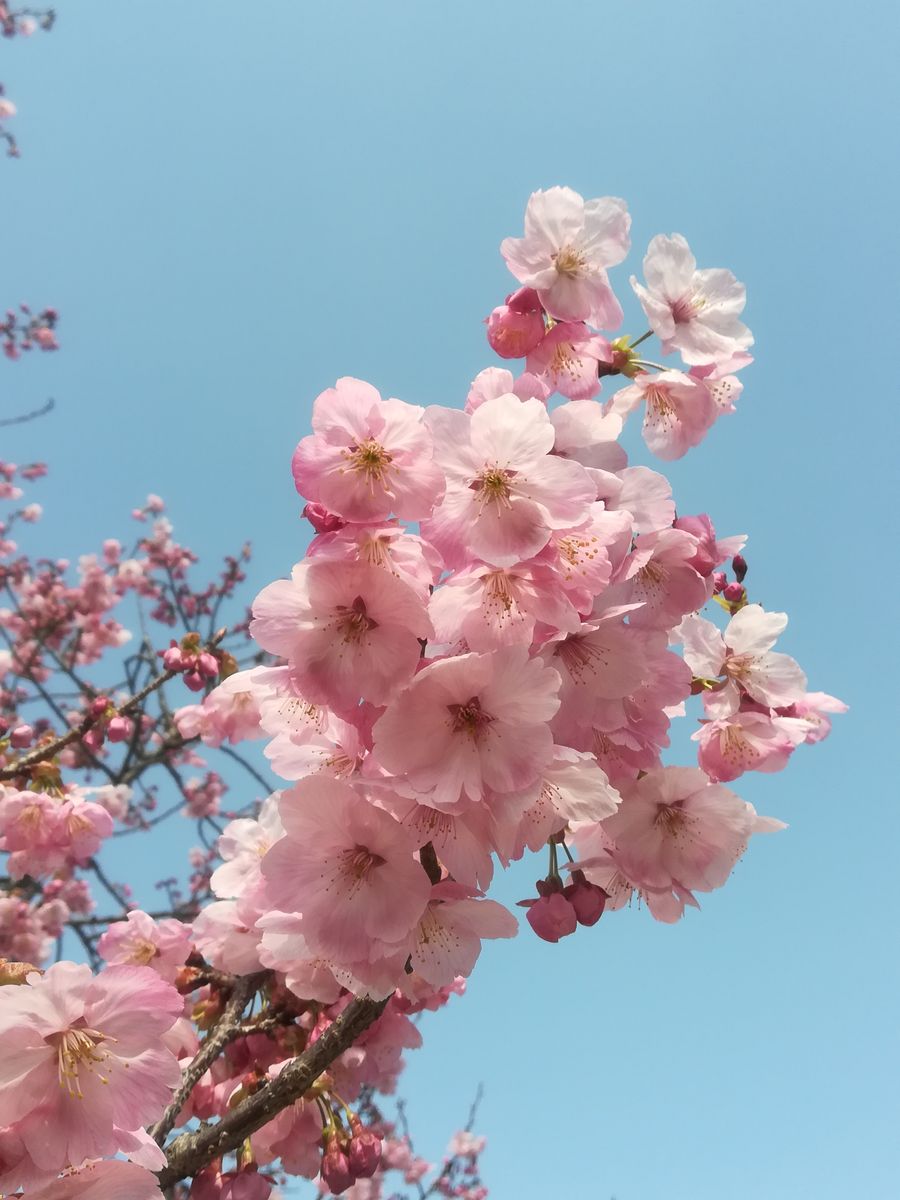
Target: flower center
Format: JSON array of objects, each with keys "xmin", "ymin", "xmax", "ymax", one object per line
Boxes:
[
  {"xmin": 644, "ymin": 384, "xmax": 676, "ymax": 419},
  {"xmin": 550, "ymin": 342, "xmax": 579, "ymax": 379},
  {"xmin": 719, "ymin": 723, "xmax": 757, "ymax": 767},
  {"xmin": 557, "ymin": 533, "xmax": 602, "ymax": 580},
  {"xmin": 334, "ymin": 594, "xmax": 378, "ymax": 644},
  {"xmin": 555, "ymin": 634, "xmax": 609, "ymax": 681},
  {"xmin": 447, "ymin": 696, "xmax": 494, "ymax": 739},
  {"xmin": 554, "ymin": 245, "xmax": 586, "ymax": 278},
  {"xmin": 671, "ymin": 294, "xmax": 698, "ymax": 324},
  {"xmin": 635, "ymin": 559, "xmax": 668, "ymax": 592},
  {"xmin": 344, "ymin": 439, "xmax": 394, "ymax": 489},
  {"xmin": 128, "ymin": 938, "xmax": 159, "ymax": 966},
  {"xmin": 654, "ymin": 804, "xmax": 690, "ymax": 836},
  {"xmin": 50, "ymin": 1026, "xmax": 112, "ymax": 1098},
  {"xmin": 724, "ymin": 652, "xmax": 753, "ymax": 681},
  {"xmin": 470, "ymin": 467, "xmax": 516, "ymax": 510},
  {"xmin": 342, "ymin": 845, "xmax": 386, "ymax": 880}
]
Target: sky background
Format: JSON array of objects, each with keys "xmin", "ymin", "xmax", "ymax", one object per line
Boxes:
[{"xmin": 3, "ymin": 2, "xmax": 898, "ymax": 1197}]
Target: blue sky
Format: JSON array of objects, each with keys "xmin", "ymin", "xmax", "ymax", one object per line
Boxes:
[{"xmin": 3, "ymin": 2, "xmax": 897, "ymax": 1197}]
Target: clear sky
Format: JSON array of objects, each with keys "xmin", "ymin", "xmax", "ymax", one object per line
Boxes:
[{"xmin": 3, "ymin": 2, "xmax": 898, "ymax": 1197}]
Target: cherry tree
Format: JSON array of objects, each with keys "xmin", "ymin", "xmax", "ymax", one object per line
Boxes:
[{"xmin": 0, "ymin": 28, "xmax": 844, "ymax": 1200}]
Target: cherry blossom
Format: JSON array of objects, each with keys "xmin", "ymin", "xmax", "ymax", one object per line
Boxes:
[
  {"xmin": 631, "ymin": 233, "xmax": 753, "ymax": 365},
  {"xmin": 501, "ymin": 186, "xmax": 631, "ymax": 327}
]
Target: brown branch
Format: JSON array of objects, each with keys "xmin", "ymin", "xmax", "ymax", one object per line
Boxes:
[
  {"xmin": 150, "ymin": 972, "xmax": 267, "ymax": 1145},
  {"xmin": 0, "ymin": 628, "xmax": 226, "ymax": 782},
  {"xmin": 157, "ymin": 993, "xmax": 389, "ymax": 1188}
]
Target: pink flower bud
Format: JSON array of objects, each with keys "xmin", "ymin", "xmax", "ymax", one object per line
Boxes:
[
  {"xmin": 563, "ymin": 870, "xmax": 607, "ymax": 926},
  {"xmin": 183, "ymin": 669, "xmax": 205, "ymax": 692},
  {"xmin": 486, "ymin": 300, "xmax": 545, "ymax": 359},
  {"xmin": 106, "ymin": 715, "xmax": 134, "ymax": 743},
  {"xmin": 90, "ymin": 696, "xmax": 111, "ymax": 718},
  {"xmin": 303, "ymin": 501, "xmax": 346, "ymax": 534},
  {"xmin": 505, "ymin": 286, "xmax": 542, "ymax": 314},
  {"xmin": 524, "ymin": 892, "xmax": 577, "ymax": 943},
  {"xmin": 712, "ymin": 571, "xmax": 727, "ymax": 594},
  {"xmin": 221, "ymin": 1168, "xmax": 272, "ymax": 1200},
  {"xmin": 321, "ymin": 1138, "xmax": 355, "ymax": 1195},
  {"xmin": 348, "ymin": 1128, "xmax": 382, "ymax": 1178},
  {"xmin": 162, "ymin": 645, "xmax": 184, "ymax": 670},
  {"xmin": 732, "ymin": 553, "xmax": 748, "ymax": 582},
  {"xmin": 723, "ymin": 582, "xmax": 744, "ymax": 602},
  {"xmin": 9, "ymin": 723, "xmax": 33, "ymax": 748},
  {"xmin": 198, "ymin": 652, "xmax": 219, "ymax": 678},
  {"xmin": 82, "ymin": 727, "xmax": 105, "ymax": 752}
]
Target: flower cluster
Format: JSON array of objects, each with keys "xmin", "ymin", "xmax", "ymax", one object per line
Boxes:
[{"xmin": 0, "ymin": 187, "xmax": 844, "ymax": 1197}]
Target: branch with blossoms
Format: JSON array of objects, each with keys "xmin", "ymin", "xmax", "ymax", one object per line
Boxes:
[
  {"xmin": 0, "ymin": 186, "xmax": 847, "ymax": 1200},
  {"xmin": 0, "ymin": 6, "xmax": 55, "ymax": 157}
]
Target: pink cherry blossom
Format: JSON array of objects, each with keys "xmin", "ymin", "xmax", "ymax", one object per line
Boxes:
[
  {"xmin": 525, "ymin": 322, "xmax": 611, "ymax": 400},
  {"xmin": 410, "ymin": 882, "xmax": 517, "ymax": 987},
  {"xmin": 464, "ymin": 365, "xmax": 551, "ymax": 413},
  {"xmin": 291, "ymin": 377, "xmax": 444, "ymax": 522},
  {"xmin": 421, "ymin": 394, "xmax": 595, "ymax": 569},
  {"xmin": 22, "ymin": 1160, "xmax": 166, "ymax": 1200},
  {"xmin": 602, "ymin": 766, "xmax": 783, "ymax": 895},
  {"xmin": 0, "ymin": 961, "xmax": 183, "ymax": 1172},
  {"xmin": 609, "ymin": 369, "xmax": 719, "ymax": 459},
  {"xmin": 485, "ymin": 287, "xmax": 546, "ymax": 359},
  {"xmin": 501, "ymin": 187, "xmax": 631, "ymax": 327},
  {"xmin": 373, "ymin": 648, "xmax": 561, "ymax": 810},
  {"xmin": 631, "ymin": 234, "xmax": 753, "ymax": 365},
  {"xmin": 97, "ymin": 910, "xmax": 192, "ymax": 980},
  {"xmin": 250, "ymin": 559, "xmax": 433, "ymax": 713},
  {"xmin": 776, "ymin": 691, "xmax": 848, "ymax": 744},
  {"xmin": 677, "ymin": 604, "xmax": 807, "ymax": 716},
  {"xmin": 549, "ymin": 400, "xmax": 626, "ymax": 474},
  {"xmin": 693, "ymin": 710, "xmax": 807, "ymax": 782},
  {"xmin": 261, "ymin": 777, "xmax": 431, "ymax": 964},
  {"xmin": 603, "ymin": 527, "xmax": 709, "ymax": 629}
]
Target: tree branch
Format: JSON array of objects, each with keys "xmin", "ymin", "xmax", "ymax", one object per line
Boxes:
[{"xmin": 157, "ymin": 993, "xmax": 389, "ymax": 1187}]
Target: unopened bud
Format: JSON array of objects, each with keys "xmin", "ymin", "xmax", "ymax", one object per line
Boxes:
[
  {"xmin": 712, "ymin": 571, "xmax": 727, "ymax": 594},
  {"xmin": 9, "ymin": 723, "xmax": 33, "ymax": 748},
  {"xmin": 563, "ymin": 869, "xmax": 608, "ymax": 926},
  {"xmin": 106, "ymin": 715, "xmax": 134, "ymax": 743},
  {"xmin": 302, "ymin": 502, "xmax": 346, "ymax": 535},
  {"xmin": 348, "ymin": 1126, "xmax": 382, "ymax": 1177},
  {"xmin": 732, "ymin": 554, "xmax": 748, "ymax": 583},
  {"xmin": 321, "ymin": 1137, "xmax": 355, "ymax": 1195},
  {"xmin": 162, "ymin": 645, "xmax": 184, "ymax": 671},
  {"xmin": 183, "ymin": 669, "xmax": 206, "ymax": 692},
  {"xmin": 723, "ymin": 582, "xmax": 744, "ymax": 603}
]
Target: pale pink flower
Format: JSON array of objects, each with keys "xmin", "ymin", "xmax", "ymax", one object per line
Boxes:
[
  {"xmin": 464, "ymin": 366, "xmax": 550, "ymax": 413},
  {"xmin": 596, "ymin": 465, "xmax": 676, "ymax": 534},
  {"xmin": 776, "ymin": 691, "xmax": 848, "ymax": 743},
  {"xmin": 694, "ymin": 710, "xmax": 807, "ymax": 782},
  {"xmin": 307, "ymin": 520, "xmax": 441, "ymax": 599},
  {"xmin": 428, "ymin": 561, "xmax": 581, "ymax": 651},
  {"xmin": 265, "ymin": 712, "xmax": 363, "ymax": 783},
  {"xmin": 97, "ymin": 910, "xmax": 192, "ymax": 981},
  {"xmin": 261, "ymin": 777, "xmax": 431, "ymax": 963},
  {"xmin": 677, "ymin": 605, "xmax": 807, "ymax": 716},
  {"xmin": 603, "ymin": 527, "xmax": 709, "ymax": 628},
  {"xmin": 549, "ymin": 400, "xmax": 627, "ymax": 474},
  {"xmin": 291, "ymin": 377, "xmax": 444, "ymax": 522},
  {"xmin": 490, "ymin": 748, "xmax": 621, "ymax": 864},
  {"xmin": 609, "ymin": 369, "xmax": 718, "ymax": 459},
  {"xmin": 208, "ymin": 792, "xmax": 285, "ymax": 897},
  {"xmin": 421, "ymin": 395, "xmax": 595, "ymax": 569},
  {"xmin": 22, "ymin": 1160, "xmax": 165, "ymax": 1200},
  {"xmin": 525, "ymin": 322, "xmax": 611, "ymax": 400},
  {"xmin": 501, "ymin": 187, "xmax": 631, "ymax": 327},
  {"xmin": 373, "ymin": 648, "xmax": 561, "ymax": 810},
  {"xmin": 174, "ymin": 666, "xmax": 277, "ymax": 747},
  {"xmin": 0, "ymin": 99, "xmax": 17, "ymax": 120},
  {"xmin": 602, "ymin": 766, "xmax": 783, "ymax": 894},
  {"xmin": 672, "ymin": 513, "xmax": 746, "ymax": 578},
  {"xmin": 0, "ymin": 962, "xmax": 182, "ymax": 1171},
  {"xmin": 250, "ymin": 560, "xmax": 433, "ymax": 713},
  {"xmin": 631, "ymin": 234, "xmax": 753, "ymax": 365},
  {"xmin": 191, "ymin": 896, "xmax": 266, "ymax": 975},
  {"xmin": 410, "ymin": 882, "xmax": 517, "ymax": 987}
]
